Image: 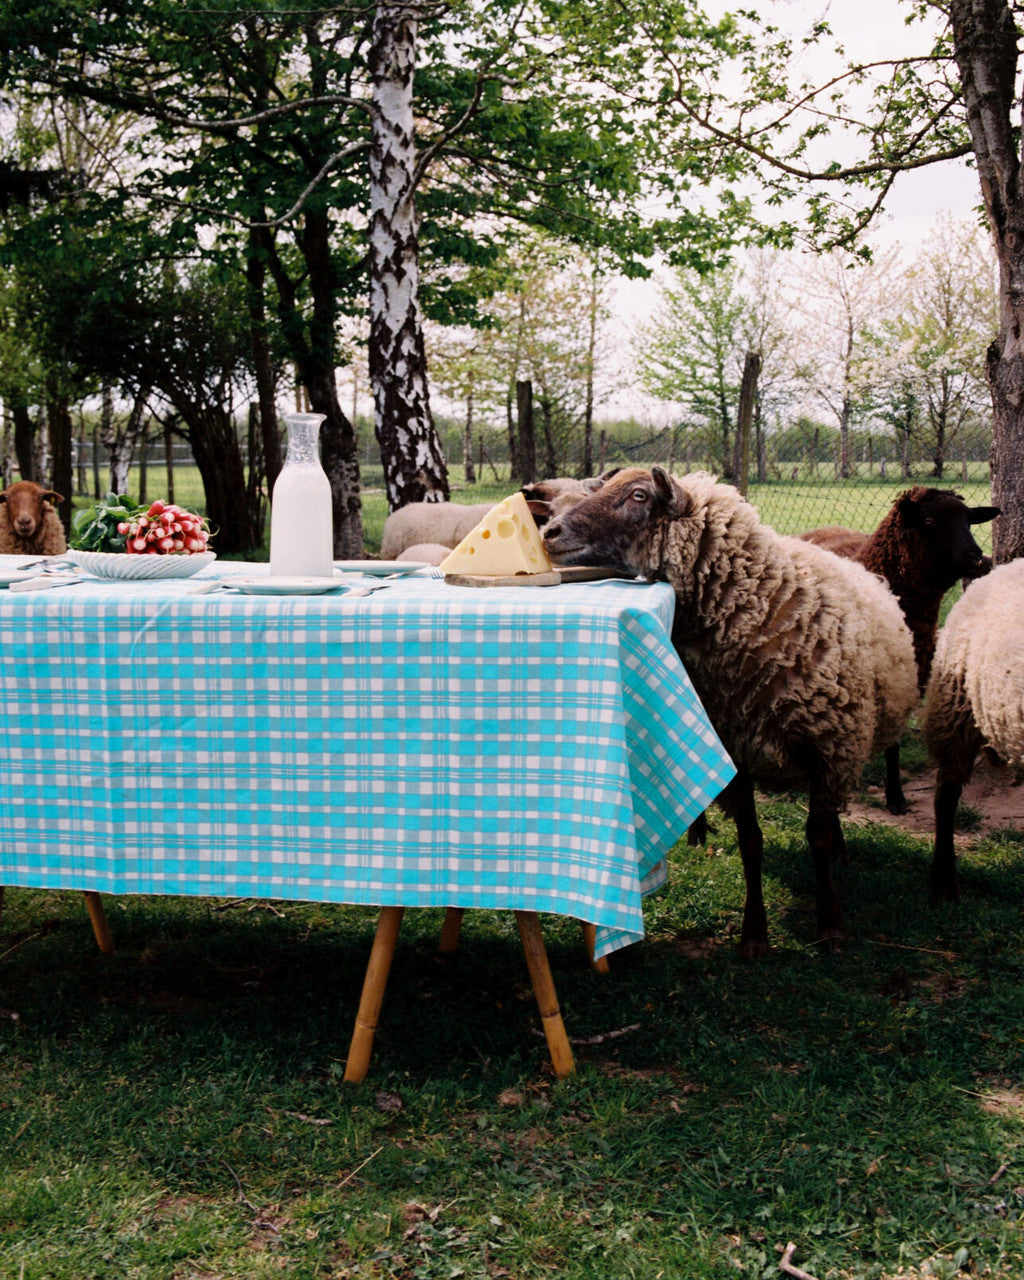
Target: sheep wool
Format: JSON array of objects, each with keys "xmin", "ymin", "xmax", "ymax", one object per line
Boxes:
[
  {"xmin": 924, "ymin": 559, "xmax": 1024, "ymax": 900},
  {"xmin": 380, "ymin": 501, "xmax": 496, "ymax": 560},
  {"xmin": 925, "ymin": 559, "xmax": 1024, "ymax": 779},
  {"xmin": 630, "ymin": 471, "xmax": 919, "ymax": 809}
]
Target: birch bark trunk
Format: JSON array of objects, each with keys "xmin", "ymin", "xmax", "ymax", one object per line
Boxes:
[{"xmin": 369, "ymin": 3, "xmax": 449, "ymax": 511}]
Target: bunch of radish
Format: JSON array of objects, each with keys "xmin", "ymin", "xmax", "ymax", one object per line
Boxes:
[{"xmin": 118, "ymin": 500, "xmax": 212, "ymax": 555}]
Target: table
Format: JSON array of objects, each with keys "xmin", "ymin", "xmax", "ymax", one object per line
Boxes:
[{"xmin": 0, "ymin": 557, "xmax": 735, "ymax": 1078}]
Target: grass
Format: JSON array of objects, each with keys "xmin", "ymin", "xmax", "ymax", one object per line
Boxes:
[{"xmin": 3, "ymin": 731, "xmax": 1024, "ymax": 1279}]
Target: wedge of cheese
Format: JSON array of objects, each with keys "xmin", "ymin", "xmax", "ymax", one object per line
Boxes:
[{"xmin": 439, "ymin": 492, "xmax": 553, "ymax": 577}]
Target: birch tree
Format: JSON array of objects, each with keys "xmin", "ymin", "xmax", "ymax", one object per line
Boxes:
[{"xmin": 369, "ymin": 4, "xmax": 448, "ymax": 509}]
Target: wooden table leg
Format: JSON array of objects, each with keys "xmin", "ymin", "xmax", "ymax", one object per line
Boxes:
[
  {"xmin": 580, "ymin": 922, "xmax": 610, "ymax": 974},
  {"xmin": 344, "ymin": 906, "xmax": 404, "ymax": 1084},
  {"xmin": 83, "ymin": 891, "xmax": 115, "ymax": 955},
  {"xmin": 438, "ymin": 907, "xmax": 464, "ymax": 954},
  {"xmin": 515, "ymin": 911, "xmax": 575, "ymax": 1079}
]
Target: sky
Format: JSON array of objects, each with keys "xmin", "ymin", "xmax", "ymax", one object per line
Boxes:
[{"xmin": 601, "ymin": 0, "xmax": 984, "ymax": 420}]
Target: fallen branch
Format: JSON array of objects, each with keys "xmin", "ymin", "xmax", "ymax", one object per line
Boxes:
[
  {"xmin": 777, "ymin": 1241, "xmax": 819, "ymax": 1280},
  {"xmin": 0, "ymin": 931, "xmax": 44, "ymax": 962},
  {"xmin": 337, "ymin": 1145, "xmax": 385, "ymax": 1190},
  {"xmin": 530, "ymin": 1022, "xmax": 642, "ymax": 1046},
  {"xmin": 990, "ymin": 1162, "xmax": 1009, "ymax": 1185},
  {"xmin": 283, "ymin": 1111, "xmax": 332, "ymax": 1127},
  {"xmin": 221, "ymin": 1159, "xmax": 280, "ymax": 1235},
  {"xmin": 865, "ymin": 938, "xmax": 957, "ymax": 961}
]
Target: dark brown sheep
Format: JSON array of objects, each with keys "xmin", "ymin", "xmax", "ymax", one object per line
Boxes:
[
  {"xmin": 0, "ymin": 480, "xmax": 67, "ymax": 556},
  {"xmin": 801, "ymin": 486, "xmax": 999, "ymax": 814}
]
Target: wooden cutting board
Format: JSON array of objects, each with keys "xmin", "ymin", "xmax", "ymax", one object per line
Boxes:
[{"xmin": 444, "ymin": 565, "xmax": 632, "ymax": 588}]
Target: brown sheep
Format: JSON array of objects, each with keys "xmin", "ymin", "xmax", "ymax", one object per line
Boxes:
[
  {"xmin": 0, "ymin": 481, "xmax": 68, "ymax": 557},
  {"xmin": 801, "ymin": 486, "xmax": 999, "ymax": 814},
  {"xmin": 542, "ymin": 467, "xmax": 918, "ymax": 957}
]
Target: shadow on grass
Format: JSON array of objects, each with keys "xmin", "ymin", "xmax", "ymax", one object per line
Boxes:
[{"xmin": 2, "ymin": 806, "xmax": 1024, "ymax": 1279}]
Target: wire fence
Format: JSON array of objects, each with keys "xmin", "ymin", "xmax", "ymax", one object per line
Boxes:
[{"xmin": 39, "ymin": 411, "xmax": 997, "ymax": 556}]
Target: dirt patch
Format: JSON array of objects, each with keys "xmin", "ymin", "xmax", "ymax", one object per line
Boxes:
[{"xmin": 847, "ymin": 755, "xmax": 1024, "ymax": 842}]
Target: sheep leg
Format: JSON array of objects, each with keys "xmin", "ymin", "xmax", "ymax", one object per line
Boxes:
[
  {"xmin": 883, "ymin": 743, "xmax": 908, "ymax": 816},
  {"xmin": 718, "ymin": 771, "xmax": 769, "ymax": 959},
  {"xmin": 931, "ymin": 770, "xmax": 965, "ymax": 902},
  {"xmin": 806, "ymin": 793, "xmax": 844, "ymax": 950},
  {"xmin": 686, "ymin": 811, "xmax": 708, "ymax": 847}
]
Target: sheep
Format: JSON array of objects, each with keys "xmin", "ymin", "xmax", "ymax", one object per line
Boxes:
[
  {"xmin": 801, "ymin": 487, "xmax": 1000, "ymax": 814},
  {"xmin": 0, "ymin": 480, "xmax": 67, "ymax": 556},
  {"xmin": 542, "ymin": 466, "xmax": 919, "ymax": 957},
  {"xmin": 521, "ymin": 468, "xmax": 623, "ymax": 526},
  {"xmin": 923, "ymin": 558, "xmax": 1024, "ymax": 902},
  {"xmin": 379, "ymin": 471, "xmax": 622, "ymax": 559},
  {"xmin": 380, "ymin": 501, "xmax": 496, "ymax": 560},
  {"xmin": 395, "ymin": 543, "xmax": 450, "ymax": 566}
]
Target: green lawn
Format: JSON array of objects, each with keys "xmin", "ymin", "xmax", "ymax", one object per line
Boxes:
[{"xmin": 3, "ymin": 730, "xmax": 1024, "ymax": 1279}]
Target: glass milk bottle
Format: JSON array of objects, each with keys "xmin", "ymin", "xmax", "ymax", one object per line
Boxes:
[{"xmin": 269, "ymin": 412, "xmax": 335, "ymax": 578}]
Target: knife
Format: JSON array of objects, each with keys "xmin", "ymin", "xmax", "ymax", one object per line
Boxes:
[{"xmin": 9, "ymin": 576, "xmax": 84, "ymax": 592}]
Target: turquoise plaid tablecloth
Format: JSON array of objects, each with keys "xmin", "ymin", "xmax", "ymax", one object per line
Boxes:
[{"xmin": 0, "ymin": 560, "xmax": 734, "ymax": 958}]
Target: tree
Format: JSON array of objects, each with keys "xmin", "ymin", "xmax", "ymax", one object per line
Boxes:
[
  {"xmin": 863, "ymin": 218, "xmax": 996, "ymax": 478},
  {"xmin": 597, "ymin": 0, "xmax": 1024, "ymax": 558},
  {"xmin": 1, "ymin": 0, "xmax": 747, "ymax": 541},
  {"xmin": 369, "ymin": 3, "xmax": 449, "ymax": 510},
  {"xmin": 792, "ymin": 247, "xmax": 902, "ymax": 479}
]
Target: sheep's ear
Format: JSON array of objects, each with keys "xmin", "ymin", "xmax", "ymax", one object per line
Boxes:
[
  {"xmin": 651, "ymin": 466, "xmax": 689, "ymax": 518},
  {"xmin": 895, "ymin": 493, "xmax": 925, "ymax": 527},
  {"xmin": 42, "ymin": 490, "xmax": 64, "ymax": 506},
  {"xmin": 969, "ymin": 506, "xmax": 1000, "ymax": 525}
]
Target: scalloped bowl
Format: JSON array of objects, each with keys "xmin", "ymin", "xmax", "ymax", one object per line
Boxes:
[{"xmin": 65, "ymin": 550, "xmax": 217, "ymax": 581}]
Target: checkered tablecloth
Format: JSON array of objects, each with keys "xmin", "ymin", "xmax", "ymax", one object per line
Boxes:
[{"xmin": 0, "ymin": 560, "xmax": 734, "ymax": 957}]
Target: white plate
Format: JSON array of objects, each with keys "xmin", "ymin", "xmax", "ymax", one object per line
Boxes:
[
  {"xmin": 65, "ymin": 550, "xmax": 217, "ymax": 580},
  {"xmin": 334, "ymin": 560, "xmax": 431, "ymax": 577},
  {"xmin": 230, "ymin": 576, "xmax": 345, "ymax": 596}
]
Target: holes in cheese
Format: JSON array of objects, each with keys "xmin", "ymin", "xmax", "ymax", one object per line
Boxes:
[{"xmin": 439, "ymin": 492, "xmax": 554, "ymax": 576}]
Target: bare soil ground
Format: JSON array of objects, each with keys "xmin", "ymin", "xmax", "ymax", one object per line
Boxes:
[{"xmin": 848, "ymin": 755, "xmax": 1024, "ymax": 843}]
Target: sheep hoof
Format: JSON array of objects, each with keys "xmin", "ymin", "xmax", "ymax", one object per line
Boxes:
[
  {"xmin": 930, "ymin": 877, "xmax": 961, "ymax": 904},
  {"xmin": 739, "ymin": 937, "xmax": 770, "ymax": 961}
]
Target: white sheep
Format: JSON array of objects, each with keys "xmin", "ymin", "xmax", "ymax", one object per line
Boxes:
[
  {"xmin": 395, "ymin": 542, "xmax": 451, "ymax": 566},
  {"xmin": 542, "ymin": 467, "xmax": 919, "ymax": 957},
  {"xmin": 380, "ymin": 501, "xmax": 496, "ymax": 560},
  {"xmin": 924, "ymin": 559, "xmax": 1024, "ymax": 901},
  {"xmin": 0, "ymin": 481, "xmax": 68, "ymax": 556},
  {"xmin": 380, "ymin": 472, "xmax": 623, "ymax": 560}
]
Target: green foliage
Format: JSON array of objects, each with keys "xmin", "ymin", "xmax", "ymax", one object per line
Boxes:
[{"xmin": 69, "ymin": 492, "xmax": 143, "ymax": 552}]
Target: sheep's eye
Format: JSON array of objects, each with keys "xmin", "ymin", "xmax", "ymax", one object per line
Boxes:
[
  {"xmin": 630, "ymin": 488, "xmax": 648, "ymax": 503},
  {"xmin": 924, "ymin": 517, "xmax": 935, "ymax": 526}
]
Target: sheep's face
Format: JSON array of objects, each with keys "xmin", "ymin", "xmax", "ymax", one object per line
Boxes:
[
  {"xmin": 896, "ymin": 487, "xmax": 1000, "ymax": 584},
  {"xmin": 542, "ymin": 467, "xmax": 688, "ymax": 576},
  {"xmin": 0, "ymin": 481, "xmax": 63, "ymax": 538}
]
